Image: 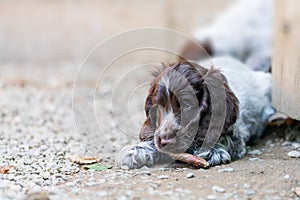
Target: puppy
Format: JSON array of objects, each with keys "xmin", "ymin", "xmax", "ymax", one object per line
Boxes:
[
  {"xmin": 116, "ymin": 57, "xmax": 274, "ymax": 169},
  {"xmin": 180, "ymin": 0, "xmax": 272, "ymax": 72}
]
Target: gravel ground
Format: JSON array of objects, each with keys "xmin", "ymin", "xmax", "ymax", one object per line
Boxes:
[{"xmin": 0, "ymin": 64, "xmax": 300, "ymax": 200}]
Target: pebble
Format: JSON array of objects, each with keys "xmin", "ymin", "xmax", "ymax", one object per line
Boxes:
[
  {"xmin": 121, "ymin": 166, "xmax": 129, "ymax": 170},
  {"xmin": 244, "ymin": 190, "xmax": 255, "ymax": 196},
  {"xmin": 243, "ymin": 183, "xmax": 251, "ymax": 189},
  {"xmin": 33, "ymin": 178, "xmax": 44, "ymax": 185},
  {"xmin": 40, "ymin": 171, "xmax": 51, "ymax": 180},
  {"xmin": 248, "ymin": 149, "xmax": 262, "ymax": 155},
  {"xmin": 9, "ymin": 184, "xmax": 22, "ymax": 192},
  {"xmin": 139, "ymin": 171, "xmax": 151, "ymax": 176},
  {"xmin": 158, "ymin": 168, "xmax": 168, "ymax": 171},
  {"xmin": 164, "ymin": 190, "xmax": 174, "ymax": 196},
  {"xmin": 283, "ymin": 174, "xmax": 290, "ymax": 179},
  {"xmin": 265, "ymin": 189, "xmax": 278, "ymax": 194},
  {"xmin": 157, "ymin": 175, "xmax": 169, "ymax": 179},
  {"xmin": 249, "ymin": 157, "xmax": 259, "ymax": 161},
  {"xmin": 223, "ymin": 192, "xmax": 234, "ymax": 199},
  {"xmin": 167, "ymin": 183, "xmax": 174, "ymax": 188},
  {"xmin": 218, "ymin": 167, "xmax": 234, "ymax": 173},
  {"xmin": 249, "ymin": 157, "xmax": 264, "ymax": 162},
  {"xmin": 292, "ymin": 143, "xmax": 300, "ymax": 149},
  {"xmin": 287, "ymin": 150, "xmax": 300, "ymax": 158},
  {"xmin": 48, "ymin": 163, "xmax": 57, "ymax": 169},
  {"xmin": 5, "ymin": 155, "xmax": 15, "ymax": 160},
  {"xmin": 150, "ymin": 183, "xmax": 160, "ymax": 189},
  {"xmin": 212, "ymin": 185, "xmax": 225, "ymax": 193},
  {"xmin": 24, "ymin": 159, "xmax": 33, "ymax": 165},
  {"xmin": 54, "ymin": 174, "xmax": 63, "ymax": 179},
  {"xmin": 140, "ymin": 166, "xmax": 149, "ymax": 170},
  {"xmin": 56, "ymin": 151, "xmax": 65, "ymax": 157},
  {"xmin": 206, "ymin": 194, "xmax": 217, "ymax": 200},
  {"xmin": 186, "ymin": 173, "xmax": 195, "ymax": 179},
  {"xmin": 4, "ymin": 174, "xmax": 15, "ymax": 181},
  {"xmin": 281, "ymin": 141, "xmax": 292, "ymax": 147},
  {"xmin": 96, "ymin": 191, "xmax": 108, "ymax": 197},
  {"xmin": 125, "ymin": 190, "xmax": 134, "ymax": 196},
  {"xmin": 65, "ymin": 182, "xmax": 76, "ymax": 187},
  {"xmin": 85, "ymin": 182, "xmax": 99, "ymax": 187},
  {"xmin": 282, "ymin": 142, "xmax": 300, "ymax": 150}
]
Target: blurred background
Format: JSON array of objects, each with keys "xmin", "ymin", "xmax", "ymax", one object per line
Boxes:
[{"xmin": 0, "ymin": 0, "xmax": 232, "ymax": 65}]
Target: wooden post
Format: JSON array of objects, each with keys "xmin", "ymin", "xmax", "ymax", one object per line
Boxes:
[{"xmin": 273, "ymin": 0, "xmax": 300, "ymax": 120}]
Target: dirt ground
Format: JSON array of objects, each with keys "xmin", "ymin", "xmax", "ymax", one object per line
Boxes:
[
  {"xmin": 1, "ymin": 1, "xmax": 299, "ymax": 200},
  {"xmin": 0, "ymin": 64, "xmax": 299, "ymax": 200},
  {"xmin": 69, "ymin": 143, "xmax": 300, "ymax": 200}
]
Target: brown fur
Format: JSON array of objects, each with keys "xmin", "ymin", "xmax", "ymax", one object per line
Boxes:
[
  {"xmin": 139, "ymin": 62, "xmax": 239, "ymax": 152},
  {"xmin": 178, "ymin": 39, "xmax": 213, "ymax": 62}
]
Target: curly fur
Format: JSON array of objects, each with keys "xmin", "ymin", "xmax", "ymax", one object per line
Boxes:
[{"xmin": 116, "ymin": 57, "xmax": 274, "ymax": 169}]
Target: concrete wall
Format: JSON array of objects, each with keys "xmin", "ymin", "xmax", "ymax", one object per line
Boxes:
[{"xmin": 0, "ymin": 0, "xmax": 232, "ymax": 63}]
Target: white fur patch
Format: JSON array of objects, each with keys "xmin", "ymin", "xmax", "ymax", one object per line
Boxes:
[{"xmin": 115, "ymin": 141, "xmax": 156, "ymax": 169}]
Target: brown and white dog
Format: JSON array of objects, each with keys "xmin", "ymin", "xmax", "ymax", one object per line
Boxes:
[{"xmin": 116, "ymin": 57, "xmax": 274, "ymax": 169}]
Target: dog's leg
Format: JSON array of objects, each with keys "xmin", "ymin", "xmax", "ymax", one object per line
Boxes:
[
  {"xmin": 195, "ymin": 144, "xmax": 232, "ymax": 166},
  {"xmin": 115, "ymin": 140, "xmax": 171, "ymax": 169},
  {"xmin": 194, "ymin": 133, "xmax": 246, "ymax": 166}
]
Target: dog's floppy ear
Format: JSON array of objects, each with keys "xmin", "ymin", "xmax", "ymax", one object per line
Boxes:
[
  {"xmin": 139, "ymin": 118, "xmax": 155, "ymax": 141},
  {"xmin": 140, "ymin": 84, "xmax": 156, "ymax": 141},
  {"xmin": 144, "ymin": 84, "xmax": 155, "ymax": 117},
  {"xmin": 202, "ymin": 68, "xmax": 239, "ymax": 132}
]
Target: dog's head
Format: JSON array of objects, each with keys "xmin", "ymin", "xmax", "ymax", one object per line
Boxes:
[{"xmin": 140, "ymin": 62, "xmax": 239, "ymax": 153}]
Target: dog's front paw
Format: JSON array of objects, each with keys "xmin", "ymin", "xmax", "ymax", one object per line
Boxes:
[
  {"xmin": 196, "ymin": 147, "xmax": 231, "ymax": 166},
  {"xmin": 115, "ymin": 142, "xmax": 156, "ymax": 169}
]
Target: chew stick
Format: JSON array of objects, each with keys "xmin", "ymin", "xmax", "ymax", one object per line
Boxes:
[
  {"xmin": 154, "ymin": 135, "xmax": 209, "ymax": 168},
  {"xmin": 158, "ymin": 150, "xmax": 209, "ymax": 168}
]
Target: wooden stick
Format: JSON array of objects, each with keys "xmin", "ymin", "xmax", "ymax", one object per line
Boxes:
[
  {"xmin": 159, "ymin": 150, "xmax": 209, "ymax": 168},
  {"xmin": 154, "ymin": 135, "xmax": 209, "ymax": 168}
]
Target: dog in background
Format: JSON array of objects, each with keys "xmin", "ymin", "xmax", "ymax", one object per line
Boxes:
[
  {"xmin": 180, "ymin": 0, "xmax": 272, "ymax": 72},
  {"xmin": 116, "ymin": 57, "xmax": 274, "ymax": 169}
]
